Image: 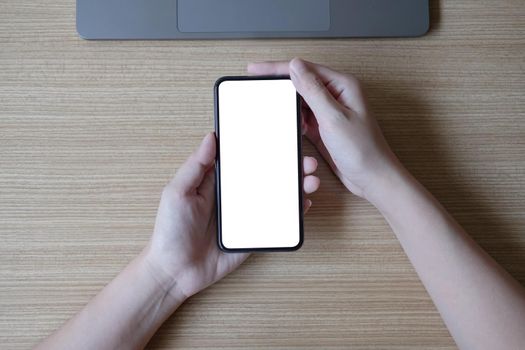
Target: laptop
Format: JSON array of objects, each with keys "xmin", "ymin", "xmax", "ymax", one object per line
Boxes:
[{"xmin": 77, "ymin": 0, "xmax": 429, "ymax": 40}]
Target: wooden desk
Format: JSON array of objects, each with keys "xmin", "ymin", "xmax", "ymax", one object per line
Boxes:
[{"xmin": 1, "ymin": 1, "xmax": 524, "ymax": 348}]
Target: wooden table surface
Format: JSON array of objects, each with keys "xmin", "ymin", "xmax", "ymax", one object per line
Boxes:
[{"xmin": 1, "ymin": 1, "xmax": 524, "ymax": 349}]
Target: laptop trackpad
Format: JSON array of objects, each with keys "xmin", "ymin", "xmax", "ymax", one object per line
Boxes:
[{"xmin": 177, "ymin": 0, "xmax": 330, "ymax": 33}]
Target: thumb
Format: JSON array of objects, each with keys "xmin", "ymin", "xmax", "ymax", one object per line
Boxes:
[
  {"xmin": 289, "ymin": 58, "xmax": 344, "ymax": 124},
  {"xmin": 173, "ymin": 133, "xmax": 216, "ymax": 194}
]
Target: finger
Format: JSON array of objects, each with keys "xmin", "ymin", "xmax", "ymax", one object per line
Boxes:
[
  {"xmin": 305, "ymin": 136, "xmax": 343, "ymax": 181},
  {"xmin": 172, "ymin": 132, "xmax": 216, "ymax": 195},
  {"xmin": 301, "ymin": 103, "xmax": 321, "ymax": 141},
  {"xmin": 198, "ymin": 167, "xmax": 216, "ymax": 199},
  {"xmin": 247, "ymin": 61, "xmax": 290, "ymax": 76},
  {"xmin": 303, "ymin": 156, "xmax": 318, "ymax": 175},
  {"xmin": 289, "ymin": 58, "xmax": 346, "ymax": 125},
  {"xmin": 248, "ymin": 59, "xmax": 366, "ymax": 113},
  {"xmin": 303, "ymin": 175, "xmax": 320, "ymax": 194},
  {"xmin": 304, "ymin": 199, "xmax": 313, "ymax": 213},
  {"xmin": 298, "ymin": 59, "xmax": 367, "ymax": 114}
]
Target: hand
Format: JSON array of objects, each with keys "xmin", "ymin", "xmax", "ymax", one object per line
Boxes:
[
  {"xmin": 248, "ymin": 58, "xmax": 401, "ymax": 200},
  {"xmin": 145, "ymin": 133, "xmax": 320, "ymax": 299}
]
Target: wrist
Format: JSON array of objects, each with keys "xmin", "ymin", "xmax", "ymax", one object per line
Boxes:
[
  {"xmin": 140, "ymin": 247, "xmax": 188, "ymax": 307},
  {"xmin": 363, "ymin": 159, "xmax": 415, "ymax": 210}
]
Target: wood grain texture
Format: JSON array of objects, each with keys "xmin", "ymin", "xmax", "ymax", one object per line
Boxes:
[{"xmin": 1, "ymin": 0, "xmax": 524, "ymax": 348}]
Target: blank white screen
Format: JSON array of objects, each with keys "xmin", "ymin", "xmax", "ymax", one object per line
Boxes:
[{"xmin": 218, "ymin": 79, "xmax": 301, "ymax": 249}]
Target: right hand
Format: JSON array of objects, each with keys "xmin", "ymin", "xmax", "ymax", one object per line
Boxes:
[{"xmin": 248, "ymin": 58, "xmax": 401, "ymax": 200}]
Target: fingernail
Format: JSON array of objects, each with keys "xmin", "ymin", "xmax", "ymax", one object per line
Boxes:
[
  {"xmin": 290, "ymin": 66, "xmax": 298, "ymax": 79},
  {"xmin": 289, "ymin": 58, "xmax": 301, "ymax": 77}
]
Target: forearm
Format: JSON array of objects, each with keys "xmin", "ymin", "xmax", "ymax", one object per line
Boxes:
[
  {"xmin": 368, "ymin": 164, "xmax": 525, "ymax": 350},
  {"xmin": 36, "ymin": 247, "xmax": 186, "ymax": 350}
]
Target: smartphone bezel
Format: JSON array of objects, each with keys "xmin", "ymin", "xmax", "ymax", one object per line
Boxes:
[{"xmin": 214, "ymin": 75, "xmax": 304, "ymax": 253}]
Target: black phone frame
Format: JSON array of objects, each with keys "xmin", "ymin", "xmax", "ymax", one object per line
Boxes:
[{"xmin": 214, "ymin": 75, "xmax": 304, "ymax": 253}]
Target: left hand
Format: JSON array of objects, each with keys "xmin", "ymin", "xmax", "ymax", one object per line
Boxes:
[{"xmin": 145, "ymin": 133, "xmax": 320, "ymax": 299}]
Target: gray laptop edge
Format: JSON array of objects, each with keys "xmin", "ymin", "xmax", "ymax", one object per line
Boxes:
[{"xmin": 77, "ymin": 0, "xmax": 430, "ymax": 40}]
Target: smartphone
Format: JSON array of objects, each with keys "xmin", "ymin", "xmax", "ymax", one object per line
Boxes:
[{"xmin": 214, "ymin": 76, "xmax": 303, "ymax": 252}]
